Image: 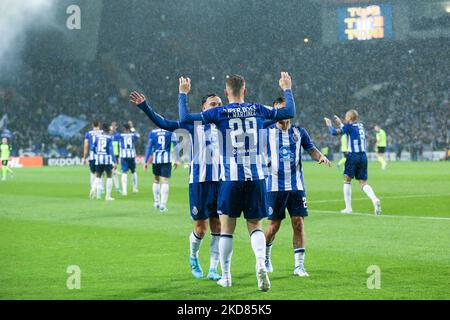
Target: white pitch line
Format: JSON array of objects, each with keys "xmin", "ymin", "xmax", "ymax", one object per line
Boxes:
[
  {"xmin": 311, "ymin": 209, "xmax": 450, "ymax": 221},
  {"xmin": 309, "ymin": 193, "xmax": 450, "ymax": 204}
]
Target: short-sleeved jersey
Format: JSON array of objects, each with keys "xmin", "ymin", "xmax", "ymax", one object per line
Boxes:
[
  {"xmin": 341, "ymin": 134, "xmax": 348, "ymax": 153},
  {"xmin": 119, "ymin": 132, "xmax": 139, "ymax": 158},
  {"xmin": 92, "ymin": 133, "xmax": 115, "ymax": 165},
  {"xmin": 376, "ymin": 129, "xmax": 387, "ymax": 147},
  {"xmin": 266, "ymin": 125, "xmax": 314, "ymax": 192},
  {"xmin": 201, "ymin": 103, "xmax": 278, "ymax": 181},
  {"xmin": 84, "ymin": 129, "xmax": 103, "ymax": 160},
  {"xmin": 341, "ymin": 122, "xmax": 366, "ymax": 153},
  {"xmin": 1, "ymin": 144, "xmax": 11, "ymax": 160},
  {"xmin": 147, "ymin": 129, "xmax": 175, "ymax": 164}
]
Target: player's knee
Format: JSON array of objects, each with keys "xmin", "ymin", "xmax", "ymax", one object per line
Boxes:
[
  {"xmin": 268, "ymin": 221, "xmax": 281, "ymax": 235},
  {"xmin": 292, "ymin": 217, "xmax": 304, "ymax": 233},
  {"xmin": 154, "ymin": 176, "xmax": 160, "ymax": 183},
  {"xmin": 194, "ymin": 221, "xmax": 207, "ymax": 238},
  {"xmin": 209, "ymin": 217, "xmax": 221, "ymax": 233}
]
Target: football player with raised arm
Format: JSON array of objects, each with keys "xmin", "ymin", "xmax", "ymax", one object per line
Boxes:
[
  {"xmin": 130, "ymin": 90, "xmax": 223, "ymax": 281},
  {"xmin": 325, "ymin": 111, "xmax": 381, "ymax": 215},
  {"xmin": 264, "ymin": 96, "xmax": 331, "ymax": 278},
  {"xmin": 178, "ymin": 72, "xmax": 296, "ymax": 291}
]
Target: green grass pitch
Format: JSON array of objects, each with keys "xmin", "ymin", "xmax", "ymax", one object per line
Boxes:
[{"xmin": 0, "ymin": 161, "xmax": 449, "ymax": 300}]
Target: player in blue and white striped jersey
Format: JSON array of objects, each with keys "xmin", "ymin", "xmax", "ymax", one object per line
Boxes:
[
  {"xmin": 91, "ymin": 124, "xmax": 116, "ymax": 201},
  {"xmin": 83, "ymin": 120, "xmax": 103, "ymax": 196},
  {"xmin": 144, "ymin": 127, "xmax": 178, "ymax": 212},
  {"xmin": 264, "ymin": 96, "xmax": 331, "ymax": 278},
  {"xmin": 119, "ymin": 123, "xmax": 140, "ymax": 196},
  {"xmin": 178, "ymin": 73, "xmax": 296, "ymax": 291},
  {"xmin": 325, "ymin": 110, "xmax": 381, "ymax": 215},
  {"xmin": 130, "ymin": 91, "xmax": 223, "ymax": 281}
]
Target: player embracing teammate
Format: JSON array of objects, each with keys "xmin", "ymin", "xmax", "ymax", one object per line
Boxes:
[{"xmin": 178, "ymin": 73, "xmax": 296, "ymax": 291}]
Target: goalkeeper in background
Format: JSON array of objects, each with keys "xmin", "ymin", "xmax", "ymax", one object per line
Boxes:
[
  {"xmin": 337, "ymin": 134, "xmax": 348, "ymax": 170},
  {"xmin": 1, "ymin": 137, "xmax": 14, "ymax": 181},
  {"xmin": 374, "ymin": 125, "xmax": 387, "ymax": 170}
]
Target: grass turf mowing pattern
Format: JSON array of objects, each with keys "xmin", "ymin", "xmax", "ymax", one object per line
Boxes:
[{"xmin": 0, "ymin": 162, "xmax": 449, "ymax": 299}]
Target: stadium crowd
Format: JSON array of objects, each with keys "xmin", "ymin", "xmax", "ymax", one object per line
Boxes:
[{"xmin": 1, "ymin": 38, "xmax": 448, "ymax": 159}]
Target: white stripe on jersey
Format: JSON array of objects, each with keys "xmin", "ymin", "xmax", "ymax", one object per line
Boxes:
[
  {"xmin": 198, "ymin": 126, "xmax": 207, "ymax": 182},
  {"xmin": 293, "ymin": 127, "xmax": 303, "ymax": 190},
  {"xmin": 353, "ymin": 139, "xmax": 360, "ymax": 153},
  {"xmin": 268, "ymin": 129, "xmax": 278, "ymax": 191},
  {"xmin": 255, "ymin": 155, "xmax": 265, "ymax": 180},
  {"xmin": 282, "ymin": 130, "xmax": 292, "ymax": 191},
  {"xmin": 243, "ymin": 155, "xmax": 252, "ymax": 180},
  {"xmin": 229, "ymin": 156, "xmax": 238, "ymax": 181}
]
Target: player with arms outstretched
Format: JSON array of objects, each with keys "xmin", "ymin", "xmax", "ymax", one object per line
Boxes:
[
  {"xmin": 264, "ymin": 97, "xmax": 331, "ymax": 277},
  {"xmin": 178, "ymin": 72, "xmax": 296, "ymax": 291},
  {"xmin": 130, "ymin": 90, "xmax": 223, "ymax": 281},
  {"xmin": 325, "ymin": 110, "xmax": 381, "ymax": 215},
  {"xmin": 119, "ymin": 123, "xmax": 140, "ymax": 195}
]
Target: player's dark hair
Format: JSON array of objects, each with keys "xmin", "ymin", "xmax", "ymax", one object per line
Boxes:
[
  {"xmin": 273, "ymin": 96, "xmax": 285, "ymax": 106},
  {"xmin": 201, "ymin": 94, "xmax": 219, "ymax": 106},
  {"xmin": 123, "ymin": 123, "xmax": 131, "ymax": 131},
  {"xmin": 226, "ymin": 75, "xmax": 245, "ymax": 97},
  {"xmin": 102, "ymin": 124, "xmax": 110, "ymax": 133},
  {"xmin": 92, "ymin": 120, "xmax": 100, "ymax": 127}
]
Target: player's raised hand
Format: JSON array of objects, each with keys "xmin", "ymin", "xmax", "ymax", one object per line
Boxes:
[
  {"xmin": 334, "ymin": 115, "xmax": 343, "ymax": 126},
  {"xmin": 324, "ymin": 117, "xmax": 332, "ymax": 126},
  {"xmin": 129, "ymin": 91, "xmax": 146, "ymax": 105},
  {"xmin": 318, "ymin": 155, "xmax": 332, "ymax": 167},
  {"xmin": 179, "ymin": 77, "xmax": 191, "ymax": 94},
  {"xmin": 279, "ymin": 72, "xmax": 292, "ymax": 91}
]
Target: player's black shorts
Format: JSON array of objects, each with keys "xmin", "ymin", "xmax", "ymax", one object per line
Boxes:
[
  {"xmin": 89, "ymin": 160, "xmax": 96, "ymax": 174},
  {"xmin": 267, "ymin": 190, "xmax": 308, "ymax": 220},
  {"xmin": 2, "ymin": 160, "xmax": 8, "ymax": 166},
  {"xmin": 152, "ymin": 163, "xmax": 172, "ymax": 178},
  {"xmin": 121, "ymin": 158, "xmax": 136, "ymax": 173},
  {"xmin": 377, "ymin": 147, "xmax": 386, "ymax": 154},
  {"xmin": 217, "ymin": 180, "xmax": 268, "ymax": 220},
  {"xmin": 344, "ymin": 152, "xmax": 368, "ymax": 180},
  {"xmin": 189, "ymin": 181, "xmax": 219, "ymax": 221},
  {"xmin": 96, "ymin": 164, "xmax": 113, "ymax": 175},
  {"xmin": 342, "ymin": 152, "xmax": 348, "ymax": 158}
]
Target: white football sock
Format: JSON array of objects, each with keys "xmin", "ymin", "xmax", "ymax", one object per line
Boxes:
[
  {"xmin": 250, "ymin": 229, "xmax": 266, "ymax": 265},
  {"xmin": 294, "ymin": 248, "xmax": 306, "ymax": 269},
  {"xmin": 90, "ymin": 173, "xmax": 96, "ymax": 190},
  {"xmin": 189, "ymin": 231, "xmax": 203, "ymax": 259},
  {"xmin": 160, "ymin": 183, "xmax": 169, "ymax": 208},
  {"xmin": 96, "ymin": 177, "xmax": 102, "ymax": 198},
  {"xmin": 266, "ymin": 242, "xmax": 273, "ymax": 260},
  {"xmin": 219, "ymin": 234, "xmax": 233, "ymax": 279},
  {"xmin": 209, "ymin": 233, "xmax": 220, "ymax": 270},
  {"xmin": 113, "ymin": 171, "xmax": 120, "ymax": 189},
  {"xmin": 121, "ymin": 174, "xmax": 127, "ymax": 195},
  {"xmin": 132, "ymin": 172, "xmax": 138, "ymax": 191},
  {"xmin": 343, "ymin": 182, "xmax": 352, "ymax": 210},
  {"xmin": 362, "ymin": 184, "xmax": 378, "ymax": 203},
  {"xmin": 101, "ymin": 176, "xmax": 105, "ymax": 194},
  {"xmin": 152, "ymin": 182, "xmax": 160, "ymax": 205},
  {"xmin": 106, "ymin": 178, "xmax": 113, "ymax": 198}
]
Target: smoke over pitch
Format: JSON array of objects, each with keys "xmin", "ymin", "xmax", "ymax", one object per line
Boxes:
[{"xmin": 0, "ymin": 0, "xmax": 55, "ymax": 73}]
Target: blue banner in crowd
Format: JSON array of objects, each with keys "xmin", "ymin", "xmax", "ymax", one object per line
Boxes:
[{"xmin": 48, "ymin": 115, "xmax": 88, "ymax": 140}]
